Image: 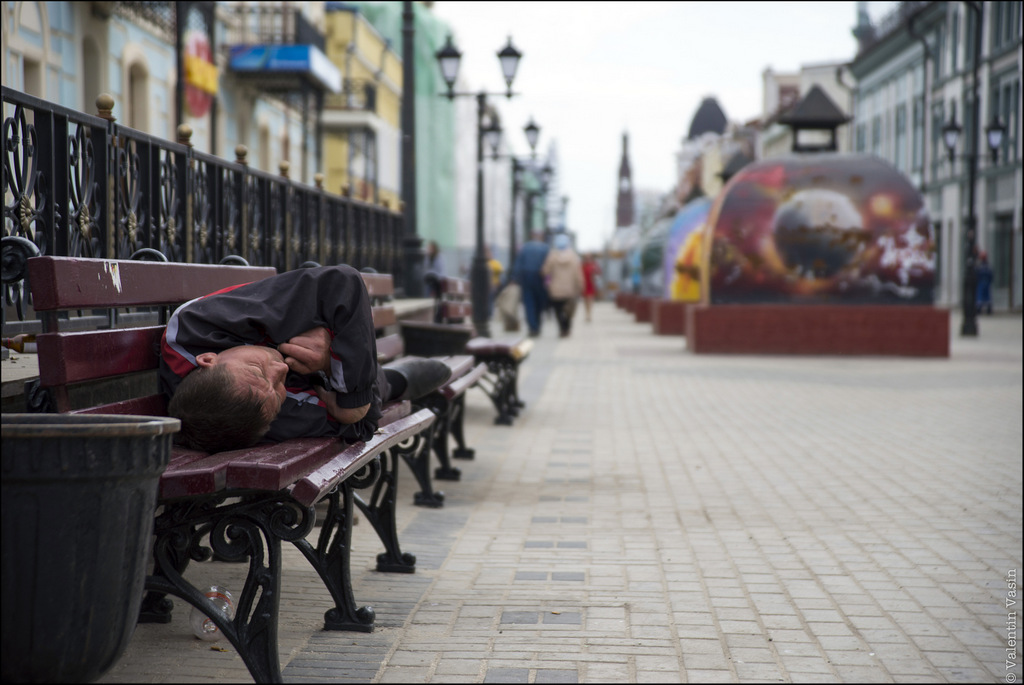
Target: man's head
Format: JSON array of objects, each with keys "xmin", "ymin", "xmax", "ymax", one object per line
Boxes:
[{"xmin": 168, "ymin": 345, "xmax": 289, "ymax": 453}]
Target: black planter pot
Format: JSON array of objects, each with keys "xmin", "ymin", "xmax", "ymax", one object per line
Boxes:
[{"xmin": 1, "ymin": 414, "xmax": 179, "ymax": 683}]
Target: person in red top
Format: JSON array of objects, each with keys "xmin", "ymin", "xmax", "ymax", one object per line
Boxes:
[
  {"xmin": 581, "ymin": 253, "xmax": 602, "ymax": 323},
  {"xmin": 160, "ymin": 264, "xmax": 450, "ymax": 453}
]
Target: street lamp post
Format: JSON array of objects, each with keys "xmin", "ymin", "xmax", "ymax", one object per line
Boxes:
[
  {"xmin": 399, "ymin": 0, "xmax": 423, "ymax": 297},
  {"xmin": 941, "ymin": 8, "xmax": 1007, "ymax": 337},
  {"xmin": 484, "ymin": 117, "xmax": 544, "ymax": 277},
  {"xmin": 435, "ymin": 35, "xmax": 523, "ymax": 337}
]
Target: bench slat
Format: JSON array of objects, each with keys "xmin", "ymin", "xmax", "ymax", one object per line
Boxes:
[
  {"xmin": 27, "ymin": 256, "xmax": 276, "ymax": 310},
  {"xmin": 289, "ymin": 408, "xmax": 436, "ymax": 507},
  {"xmin": 38, "ymin": 326, "xmax": 163, "ymax": 386},
  {"xmin": 371, "ymin": 306, "xmax": 397, "ymax": 329},
  {"xmin": 159, "ymin": 449, "xmax": 237, "ymax": 499},
  {"xmin": 376, "ymin": 333, "xmax": 404, "ymax": 364},
  {"xmin": 442, "ymin": 362, "xmax": 488, "ymax": 401},
  {"xmin": 72, "ymin": 394, "xmax": 167, "ymax": 416},
  {"xmin": 361, "ymin": 273, "xmax": 394, "ymax": 299}
]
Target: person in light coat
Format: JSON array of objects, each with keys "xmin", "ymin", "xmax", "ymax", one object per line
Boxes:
[{"xmin": 541, "ymin": 233, "xmax": 584, "ymax": 338}]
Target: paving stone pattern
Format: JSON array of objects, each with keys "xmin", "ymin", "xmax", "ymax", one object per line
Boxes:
[{"xmin": 97, "ymin": 304, "xmax": 1023, "ymax": 683}]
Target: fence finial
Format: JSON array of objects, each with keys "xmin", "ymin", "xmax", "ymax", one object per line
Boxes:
[
  {"xmin": 279, "ymin": 160, "xmax": 290, "ymax": 178},
  {"xmin": 342, "ymin": 184, "xmax": 352, "ymax": 197},
  {"xmin": 177, "ymin": 124, "xmax": 193, "ymax": 147},
  {"xmin": 314, "ymin": 173, "xmax": 324, "ymax": 189},
  {"xmin": 235, "ymin": 145, "xmax": 248, "ymax": 165},
  {"xmin": 96, "ymin": 93, "xmax": 115, "ymax": 122}
]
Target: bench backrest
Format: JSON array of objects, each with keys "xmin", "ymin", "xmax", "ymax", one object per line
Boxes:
[
  {"xmin": 27, "ymin": 257, "xmax": 278, "ymax": 413},
  {"xmin": 435, "ymin": 277, "xmax": 473, "ymax": 324},
  {"xmin": 363, "ymin": 272, "xmax": 405, "ymax": 363},
  {"xmin": 27, "ymin": 258, "xmax": 395, "ymax": 413}
]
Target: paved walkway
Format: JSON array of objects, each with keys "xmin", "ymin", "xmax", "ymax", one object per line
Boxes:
[{"xmin": 98, "ymin": 302, "xmax": 1023, "ymax": 684}]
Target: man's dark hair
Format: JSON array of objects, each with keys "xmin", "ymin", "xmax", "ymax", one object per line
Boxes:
[{"xmin": 168, "ymin": 365, "xmax": 271, "ymax": 453}]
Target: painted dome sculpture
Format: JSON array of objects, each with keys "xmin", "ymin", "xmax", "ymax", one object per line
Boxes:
[{"xmin": 704, "ymin": 154, "xmax": 935, "ymax": 304}]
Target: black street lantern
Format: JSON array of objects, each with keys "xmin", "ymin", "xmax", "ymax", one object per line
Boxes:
[
  {"xmin": 942, "ymin": 115, "xmax": 962, "ymax": 163},
  {"xmin": 524, "ymin": 118, "xmax": 540, "ymax": 155},
  {"xmin": 435, "ymin": 35, "xmax": 524, "ymax": 338},
  {"xmin": 985, "ymin": 116, "xmax": 1007, "ymax": 162},
  {"xmin": 435, "ymin": 35, "xmax": 462, "ymax": 98},
  {"xmin": 497, "ymin": 37, "xmax": 523, "ymax": 97}
]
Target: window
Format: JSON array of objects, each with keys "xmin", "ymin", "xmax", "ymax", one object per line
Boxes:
[
  {"xmin": 991, "ymin": 73, "xmax": 1021, "ymax": 164},
  {"xmin": 992, "ymin": 2, "xmax": 1023, "ymax": 51},
  {"xmin": 895, "ymin": 104, "xmax": 908, "ymax": 172},
  {"xmin": 23, "ymin": 58, "xmax": 43, "ymax": 98},
  {"xmin": 912, "ymin": 96, "xmax": 925, "ymax": 174},
  {"xmin": 964, "ymin": 5, "xmax": 977, "ymax": 69},
  {"xmin": 856, "ymin": 123, "xmax": 867, "ymax": 153},
  {"xmin": 992, "ymin": 214, "xmax": 1013, "ymax": 290},
  {"xmin": 931, "ymin": 100, "xmax": 946, "ymax": 177},
  {"xmin": 871, "ymin": 115, "xmax": 882, "ymax": 156},
  {"xmin": 127, "ymin": 63, "xmax": 148, "ymax": 131},
  {"xmin": 951, "ymin": 10, "xmax": 960, "ymax": 73},
  {"xmin": 934, "ymin": 24, "xmax": 945, "ymax": 79},
  {"xmin": 83, "ymin": 39, "xmax": 101, "ymax": 113}
]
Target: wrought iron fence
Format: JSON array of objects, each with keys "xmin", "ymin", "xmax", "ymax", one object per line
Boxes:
[{"xmin": 1, "ymin": 85, "xmax": 404, "ymax": 334}]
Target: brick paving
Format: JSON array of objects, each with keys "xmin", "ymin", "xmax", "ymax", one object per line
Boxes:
[{"xmin": 97, "ymin": 303, "xmax": 1023, "ymax": 683}]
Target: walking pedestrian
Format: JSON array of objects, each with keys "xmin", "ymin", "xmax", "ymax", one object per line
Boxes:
[
  {"xmin": 512, "ymin": 231, "xmax": 550, "ymax": 337},
  {"xmin": 542, "ymin": 233, "xmax": 584, "ymax": 338},
  {"xmin": 976, "ymin": 251, "xmax": 993, "ymax": 315},
  {"xmin": 581, "ymin": 252, "xmax": 602, "ymax": 322},
  {"xmin": 486, "ymin": 246, "xmax": 504, "ymax": 318}
]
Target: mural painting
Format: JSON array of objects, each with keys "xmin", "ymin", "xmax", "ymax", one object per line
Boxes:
[
  {"xmin": 704, "ymin": 154, "xmax": 935, "ymax": 304},
  {"xmin": 663, "ymin": 197, "xmax": 712, "ymax": 301}
]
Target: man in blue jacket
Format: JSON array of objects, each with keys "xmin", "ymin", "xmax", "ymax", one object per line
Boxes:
[{"xmin": 512, "ymin": 232, "xmax": 550, "ymax": 337}]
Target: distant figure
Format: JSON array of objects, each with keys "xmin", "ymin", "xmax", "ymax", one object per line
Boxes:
[
  {"xmin": 425, "ymin": 240, "xmax": 446, "ymax": 277},
  {"xmin": 581, "ymin": 252, "xmax": 602, "ymax": 322},
  {"xmin": 424, "ymin": 240, "xmax": 446, "ymax": 299},
  {"xmin": 541, "ymin": 233, "xmax": 584, "ymax": 338},
  {"xmin": 976, "ymin": 250, "xmax": 993, "ymax": 315},
  {"xmin": 486, "ymin": 246, "xmax": 504, "ymax": 318},
  {"xmin": 512, "ymin": 231, "xmax": 550, "ymax": 337}
]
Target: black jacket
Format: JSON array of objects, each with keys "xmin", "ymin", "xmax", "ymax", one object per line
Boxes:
[{"xmin": 160, "ymin": 265, "xmax": 383, "ymax": 443}]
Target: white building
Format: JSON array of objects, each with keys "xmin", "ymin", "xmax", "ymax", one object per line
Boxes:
[{"xmin": 849, "ymin": 0, "xmax": 1022, "ymax": 311}]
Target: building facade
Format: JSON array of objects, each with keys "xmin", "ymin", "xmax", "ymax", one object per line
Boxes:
[
  {"xmin": 3, "ymin": 1, "xmax": 340, "ymax": 185},
  {"xmin": 759, "ymin": 62, "xmax": 855, "ymax": 159},
  {"xmin": 849, "ymin": 0, "xmax": 1022, "ymax": 311},
  {"xmin": 322, "ymin": 4, "xmax": 402, "ymax": 207}
]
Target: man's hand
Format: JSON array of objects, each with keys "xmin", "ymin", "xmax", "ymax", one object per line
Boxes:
[
  {"xmin": 279, "ymin": 326, "xmax": 332, "ymax": 375},
  {"xmin": 312, "ymin": 387, "xmax": 370, "ymax": 424}
]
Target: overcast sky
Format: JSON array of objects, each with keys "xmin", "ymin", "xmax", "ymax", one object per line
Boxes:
[{"xmin": 428, "ymin": 1, "xmax": 899, "ymax": 251}]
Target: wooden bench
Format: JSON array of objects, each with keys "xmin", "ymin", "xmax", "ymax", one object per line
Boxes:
[
  {"xmin": 399, "ymin": 276, "xmax": 531, "ymax": 425},
  {"xmin": 24, "ymin": 256, "xmax": 438, "ymax": 683},
  {"xmin": 366, "ymin": 272, "xmax": 488, "ymax": 508}
]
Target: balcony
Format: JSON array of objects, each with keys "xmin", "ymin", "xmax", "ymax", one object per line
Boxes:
[{"xmin": 226, "ymin": 5, "xmax": 341, "ymax": 94}]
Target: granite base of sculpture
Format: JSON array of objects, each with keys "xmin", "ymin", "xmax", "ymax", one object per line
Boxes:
[
  {"xmin": 652, "ymin": 300, "xmax": 690, "ymax": 336},
  {"xmin": 687, "ymin": 304, "xmax": 949, "ymax": 356}
]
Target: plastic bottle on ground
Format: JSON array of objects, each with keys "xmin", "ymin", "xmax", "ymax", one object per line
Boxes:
[{"xmin": 189, "ymin": 585, "xmax": 234, "ymax": 641}]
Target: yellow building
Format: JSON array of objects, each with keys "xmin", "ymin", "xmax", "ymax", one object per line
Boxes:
[{"xmin": 322, "ymin": 6, "xmax": 402, "ymax": 209}]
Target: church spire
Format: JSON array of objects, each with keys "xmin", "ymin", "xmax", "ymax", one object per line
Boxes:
[{"xmin": 615, "ymin": 132, "xmax": 635, "ymax": 228}]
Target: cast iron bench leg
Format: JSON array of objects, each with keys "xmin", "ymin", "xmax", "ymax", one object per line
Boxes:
[
  {"xmin": 393, "ymin": 417, "xmax": 445, "ymax": 507},
  {"xmin": 291, "ymin": 483, "xmax": 375, "ymax": 632},
  {"xmin": 145, "ymin": 493, "xmax": 314, "ymax": 684},
  {"xmin": 450, "ymin": 395, "xmax": 475, "ymax": 460},
  {"xmin": 353, "ymin": 451, "xmax": 418, "ymax": 572},
  {"xmin": 424, "ymin": 394, "xmax": 461, "ymax": 481}
]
